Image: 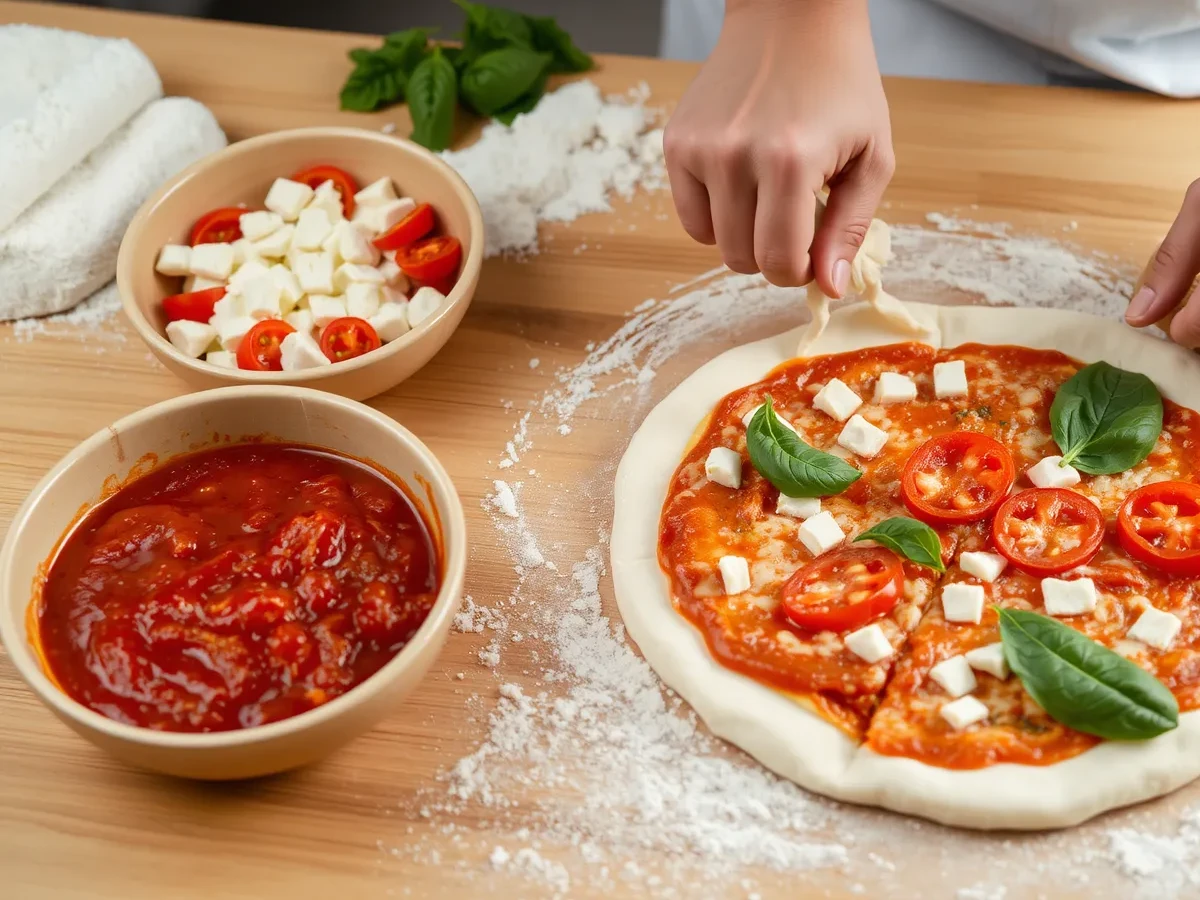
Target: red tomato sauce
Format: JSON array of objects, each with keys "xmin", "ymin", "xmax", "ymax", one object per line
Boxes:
[{"xmin": 36, "ymin": 443, "xmax": 439, "ymax": 733}]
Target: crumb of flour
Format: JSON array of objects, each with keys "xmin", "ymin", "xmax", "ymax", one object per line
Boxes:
[{"xmin": 9, "ymin": 281, "xmax": 123, "ymax": 344}]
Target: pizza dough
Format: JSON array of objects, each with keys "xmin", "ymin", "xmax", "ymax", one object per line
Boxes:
[{"xmin": 610, "ymin": 300, "xmax": 1200, "ymax": 830}]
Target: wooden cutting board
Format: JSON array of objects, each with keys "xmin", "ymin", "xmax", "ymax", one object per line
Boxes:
[{"xmin": 2, "ymin": 3, "xmax": 1200, "ymax": 897}]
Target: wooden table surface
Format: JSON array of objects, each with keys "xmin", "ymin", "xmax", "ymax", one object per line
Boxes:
[{"xmin": 3, "ymin": 3, "xmax": 1200, "ymax": 898}]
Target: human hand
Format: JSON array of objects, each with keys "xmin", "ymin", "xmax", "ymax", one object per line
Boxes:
[
  {"xmin": 1125, "ymin": 180, "xmax": 1200, "ymax": 346},
  {"xmin": 663, "ymin": 0, "xmax": 893, "ymax": 296}
]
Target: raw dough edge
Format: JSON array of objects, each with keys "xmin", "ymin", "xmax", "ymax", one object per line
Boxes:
[{"xmin": 611, "ymin": 300, "xmax": 1200, "ymax": 830}]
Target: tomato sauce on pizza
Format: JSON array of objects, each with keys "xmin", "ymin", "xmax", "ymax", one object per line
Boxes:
[{"xmin": 658, "ymin": 342, "xmax": 1200, "ymax": 769}]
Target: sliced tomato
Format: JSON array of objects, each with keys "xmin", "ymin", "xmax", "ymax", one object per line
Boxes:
[
  {"xmin": 901, "ymin": 432, "xmax": 1015, "ymax": 525},
  {"xmin": 394, "ymin": 236, "xmax": 462, "ymax": 284},
  {"xmin": 781, "ymin": 547, "xmax": 904, "ymax": 633},
  {"xmin": 237, "ymin": 320, "xmax": 295, "ymax": 371},
  {"xmin": 319, "ymin": 317, "xmax": 381, "ymax": 363},
  {"xmin": 291, "ymin": 165, "xmax": 358, "ymax": 217},
  {"xmin": 190, "ymin": 207, "xmax": 247, "ymax": 245},
  {"xmin": 1117, "ymin": 481, "xmax": 1200, "ymax": 576},
  {"xmin": 163, "ymin": 286, "xmax": 225, "ymax": 323},
  {"xmin": 373, "ymin": 203, "xmax": 435, "ymax": 251},
  {"xmin": 992, "ymin": 488, "xmax": 1104, "ymax": 576}
]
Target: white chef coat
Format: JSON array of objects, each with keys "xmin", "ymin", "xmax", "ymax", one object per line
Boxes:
[{"xmin": 661, "ymin": 0, "xmax": 1200, "ymax": 97}]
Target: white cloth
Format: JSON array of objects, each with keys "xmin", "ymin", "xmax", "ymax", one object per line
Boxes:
[{"xmin": 661, "ymin": 0, "xmax": 1200, "ymax": 96}]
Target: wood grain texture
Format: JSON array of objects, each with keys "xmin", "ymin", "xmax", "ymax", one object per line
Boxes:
[{"xmin": 2, "ymin": 3, "xmax": 1200, "ymax": 898}]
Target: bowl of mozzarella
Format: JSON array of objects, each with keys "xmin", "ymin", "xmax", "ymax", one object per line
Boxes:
[{"xmin": 117, "ymin": 127, "xmax": 483, "ymax": 401}]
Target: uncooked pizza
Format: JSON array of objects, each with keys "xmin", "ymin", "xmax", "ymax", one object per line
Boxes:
[{"xmin": 611, "ymin": 301, "xmax": 1200, "ymax": 829}]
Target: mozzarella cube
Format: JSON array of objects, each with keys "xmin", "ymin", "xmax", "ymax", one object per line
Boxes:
[
  {"xmin": 189, "ymin": 242, "xmax": 236, "ymax": 280},
  {"xmin": 776, "ymin": 495, "xmax": 820, "ymax": 520},
  {"xmin": 210, "ymin": 292, "xmax": 244, "ymax": 326},
  {"xmin": 941, "ymin": 583, "xmax": 985, "ymax": 624},
  {"xmin": 293, "ymin": 252, "xmax": 336, "ymax": 295},
  {"xmin": 231, "ymin": 238, "xmax": 260, "ymax": 266},
  {"xmin": 291, "ymin": 207, "xmax": 335, "ymax": 252},
  {"xmin": 933, "ymin": 360, "xmax": 969, "ymax": 399},
  {"xmin": 307, "ymin": 295, "xmax": 347, "ymax": 329},
  {"xmin": 407, "ymin": 285, "xmax": 445, "ymax": 328},
  {"xmin": 1027, "ymin": 456, "xmax": 1082, "ymax": 489},
  {"xmin": 284, "ymin": 308, "xmax": 315, "ymax": 335},
  {"xmin": 959, "ymin": 551, "xmax": 1007, "ymax": 583},
  {"xmin": 184, "ymin": 274, "xmax": 225, "ymax": 292},
  {"xmin": 204, "ymin": 350, "xmax": 237, "ymax": 369},
  {"xmin": 333, "ymin": 262, "xmax": 386, "ymax": 294},
  {"xmin": 155, "ymin": 244, "xmax": 192, "ymax": 277},
  {"xmin": 269, "ymin": 265, "xmax": 303, "ymax": 310},
  {"xmin": 264, "ymin": 177, "xmax": 315, "ymax": 221},
  {"xmin": 1041, "ymin": 577, "xmax": 1097, "ymax": 616},
  {"xmin": 965, "ymin": 642, "xmax": 1010, "ymax": 680},
  {"xmin": 1128, "ymin": 606, "xmax": 1183, "ymax": 650},
  {"xmin": 940, "ymin": 695, "xmax": 989, "ymax": 730},
  {"xmin": 797, "ymin": 511, "xmax": 846, "ymax": 557},
  {"xmin": 845, "ymin": 623, "xmax": 893, "ymax": 664},
  {"xmin": 239, "ymin": 210, "xmax": 284, "ymax": 242},
  {"xmin": 873, "ymin": 372, "xmax": 918, "ymax": 405},
  {"xmin": 718, "ymin": 555, "xmax": 751, "ymax": 595},
  {"xmin": 837, "ymin": 414, "xmax": 888, "ymax": 458},
  {"xmin": 215, "ymin": 315, "xmax": 257, "ymax": 352},
  {"xmin": 378, "ymin": 257, "xmax": 410, "ymax": 291},
  {"xmin": 704, "ymin": 447, "xmax": 742, "ymax": 489},
  {"xmin": 370, "ymin": 302, "xmax": 410, "ymax": 342},
  {"xmin": 280, "ymin": 330, "xmax": 332, "ymax": 370},
  {"xmin": 812, "ymin": 378, "xmax": 863, "ymax": 422},
  {"xmin": 742, "ymin": 403, "xmax": 798, "ymax": 432},
  {"xmin": 253, "ymin": 224, "xmax": 295, "ymax": 259},
  {"xmin": 239, "ymin": 275, "xmax": 283, "ymax": 319},
  {"xmin": 308, "ymin": 180, "xmax": 346, "ymax": 223},
  {"xmin": 353, "ymin": 176, "xmax": 398, "ymax": 208},
  {"xmin": 372, "ymin": 197, "xmax": 419, "ymax": 234},
  {"xmin": 334, "ymin": 221, "xmax": 380, "ymax": 265},
  {"xmin": 345, "ymin": 282, "xmax": 382, "ymax": 320},
  {"xmin": 227, "ymin": 259, "xmax": 272, "ymax": 292},
  {"xmin": 929, "ymin": 655, "xmax": 977, "ymax": 698},
  {"xmin": 165, "ymin": 320, "xmax": 217, "ymax": 358}
]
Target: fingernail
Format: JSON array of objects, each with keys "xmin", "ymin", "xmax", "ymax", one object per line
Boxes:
[
  {"xmin": 1126, "ymin": 286, "xmax": 1156, "ymax": 323},
  {"xmin": 833, "ymin": 259, "xmax": 851, "ymax": 298}
]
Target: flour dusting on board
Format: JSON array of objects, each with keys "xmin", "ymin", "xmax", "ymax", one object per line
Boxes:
[{"xmin": 377, "ymin": 212, "xmax": 1200, "ymax": 898}]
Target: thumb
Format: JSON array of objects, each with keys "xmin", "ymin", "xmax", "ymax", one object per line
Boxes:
[
  {"xmin": 810, "ymin": 146, "xmax": 895, "ymax": 299},
  {"xmin": 1127, "ymin": 179, "xmax": 1200, "ymax": 332}
]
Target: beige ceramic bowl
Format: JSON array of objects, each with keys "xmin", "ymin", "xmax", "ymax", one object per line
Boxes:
[
  {"xmin": 0, "ymin": 386, "xmax": 466, "ymax": 780},
  {"xmin": 116, "ymin": 127, "xmax": 484, "ymax": 401}
]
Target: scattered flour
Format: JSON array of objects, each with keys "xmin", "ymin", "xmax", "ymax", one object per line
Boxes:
[{"xmin": 9, "ymin": 280, "xmax": 123, "ymax": 344}]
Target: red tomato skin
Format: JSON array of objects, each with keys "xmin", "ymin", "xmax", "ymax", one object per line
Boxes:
[
  {"xmin": 190, "ymin": 207, "xmax": 247, "ymax": 245},
  {"xmin": 291, "ymin": 165, "xmax": 359, "ymax": 217},
  {"xmin": 395, "ymin": 236, "xmax": 462, "ymax": 284},
  {"xmin": 1117, "ymin": 481, "xmax": 1200, "ymax": 577},
  {"xmin": 991, "ymin": 488, "xmax": 1104, "ymax": 576},
  {"xmin": 781, "ymin": 548, "xmax": 904, "ymax": 634},
  {"xmin": 901, "ymin": 432, "xmax": 1015, "ymax": 525},
  {"xmin": 373, "ymin": 203, "xmax": 436, "ymax": 251},
  {"xmin": 163, "ymin": 286, "xmax": 225, "ymax": 323},
  {"xmin": 319, "ymin": 317, "xmax": 381, "ymax": 363},
  {"xmin": 237, "ymin": 320, "xmax": 295, "ymax": 371}
]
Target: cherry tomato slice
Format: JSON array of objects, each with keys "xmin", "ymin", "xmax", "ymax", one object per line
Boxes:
[
  {"xmin": 190, "ymin": 207, "xmax": 246, "ymax": 245},
  {"xmin": 1117, "ymin": 480, "xmax": 1200, "ymax": 576},
  {"xmin": 992, "ymin": 488, "xmax": 1104, "ymax": 576},
  {"xmin": 319, "ymin": 317, "xmax": 381, "ymax": 363},
  {"xmin": 291, "ymin": 165, "xmax": 359, "ymax": 217},
  {"xmin": 781, "ymin": 547, "xmax": 904, "ymax": 633},
  {"xmin": 901, "ymin": 432, "xmax": 1015, "ymax": 525},
  {"xmin": 237, "ymin": 320, "xmax": 295, "ymax": 371},
  {"xmin": 163, "ymin": 286, "xmax": 225, "ymax": 323},
  {"xmin": 373, "ymin": 203, "xmax": 436, "ymax": 251},
  {"xmin": 395, "ymin": 236, "xmax": 462, "ymax": 284}
]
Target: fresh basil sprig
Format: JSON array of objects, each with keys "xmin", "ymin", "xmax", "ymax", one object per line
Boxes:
[
  {"xmin": 340, "ymin": 3, "xmax": 593, "ymax": 150},
  {"xmin": 854, "ymin": 517, "xmax": 945, "ymax": 572},
  {"xmin": 747, "ymin": 397, "xmax": 861, "ymax": 498},
  {"xmin": 1050, "ymin": 362, "xmax": 1163, "ymax": 475},
  {"xmin": 996, "ymin": 607, "xmax": 1178, "ymax": 741}
]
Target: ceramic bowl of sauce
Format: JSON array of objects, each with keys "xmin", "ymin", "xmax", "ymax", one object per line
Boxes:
[{"xmin": 0, "ymin": 386, "xmax": 466, "ymax": 779}]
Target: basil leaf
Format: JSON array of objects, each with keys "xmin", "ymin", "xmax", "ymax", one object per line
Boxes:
[
  {"xmin": 340, "ymin": 30, "xmax": 432, "ymax": 112},
  {"xmin": 747, "ymin": 397, "xmax": 862, "ymax": 498},
  {"xmin": 493, "ymin": 72, "xmax": 547, "ymax": 125},
  {"xmin": 527, "ymin": 15, "xmax": 594, "ymax": 73},
  {"xmin": 382, "ymin": 27, "xmax": 434, "ymax": 71},
  {"xmin": 461, "ymin": 46, "xmax": 551, "ymax": 117},
  {"xmin": 853, "ymin": 517, "xmax": 945, "ymax": 572},
  {"xmin": 1050, "ymin": 361, "xmax": 1163, "ymax": 475},
  {"xmin": 996, "ymin": 607, "xmax": 1178, "ymax": 740},
  {"xmin": 455, "ymin": 0, "xmax": 533, "ymax": 50},
  {"xmin": 407, "ymin": 47, "xmax": 458, "ymax": 151}
]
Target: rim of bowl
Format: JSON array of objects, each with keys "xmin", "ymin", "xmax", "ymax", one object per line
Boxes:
[
  {"xmin": 0, "ymin": 384, "xmax": 468, "ymax": 749},
  {"xmin": 115, "ymin": 126, "xmax": 484, "ymax": 384}
]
